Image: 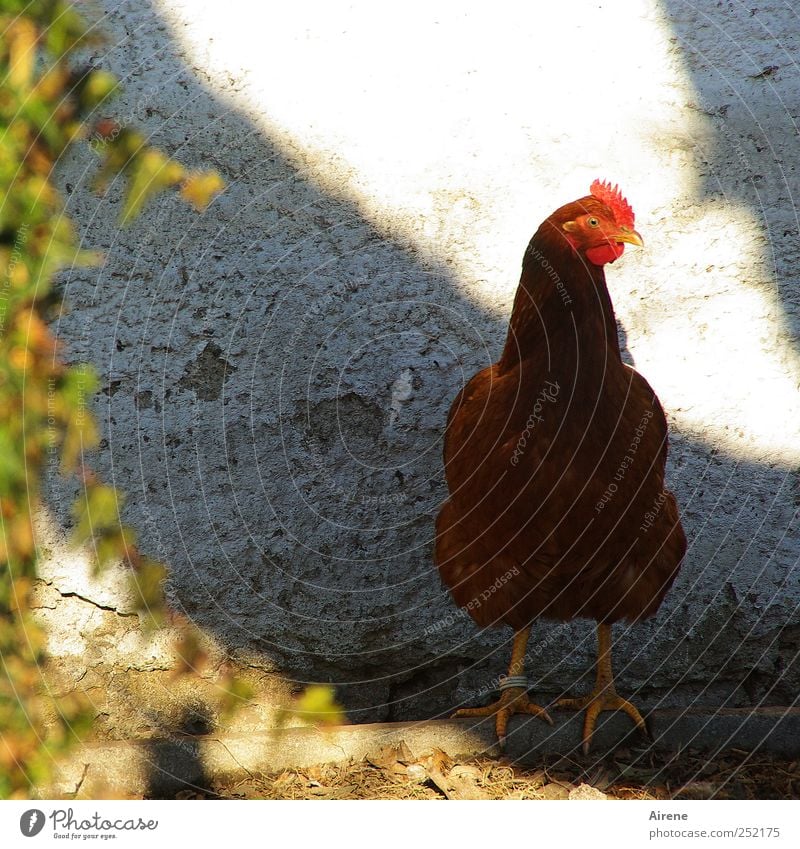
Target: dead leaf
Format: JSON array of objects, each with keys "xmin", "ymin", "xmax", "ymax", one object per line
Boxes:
[
  {"xmin": 405, "ymin": 764, "xmax": 428, "ymax": 784},
  {"xmin": 366, "ymin": 741, "xmax": 415, "ymax": 772},
  {"xmin": 450, "ymin": 765, "xmax": 482, "ymax": 782},
  {"xmin": 420, "ymin": 747, "xmax": 454, "ymax": 774},
  {"xmin": 419, "ymin": 753, "xmax": 489, "ymax": 800},
  {"xmin": 447, "ymin": 765, "xmax": 490, "ymax": 800},
  {"xmin": 230, "ymin": 780, "xmax": 264, "ymax": 799},
  {"xmin": 541, "ymin": 782, "xmax": 571, "ymax": 800}
]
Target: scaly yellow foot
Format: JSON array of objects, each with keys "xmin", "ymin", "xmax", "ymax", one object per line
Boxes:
[
  {"xmin": 453, "ymin": 685, "xmax": 553, "ymax": 747},
  {"xmin": 556, "ymin": 687, "xmax": 646, "ymax": 755},
  {"xmin": 451, "ymin": 626, "xmax": 552, "ymax": 748},
  {"xmin": 556, "ymin": 622, "xmax": 648, "ymax": 754}
]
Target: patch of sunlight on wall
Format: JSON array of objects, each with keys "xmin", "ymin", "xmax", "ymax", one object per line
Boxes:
[
  {"xmin": 626, "ymin": 201, "xmax": 800, "ymax": 465},
  {"xmin": 34, "ymin": 510, "xmax": 175, "ymax": 661},
  {"xmin": 162, "ymin": 0, "xmax": 800, "ymax": 463}
]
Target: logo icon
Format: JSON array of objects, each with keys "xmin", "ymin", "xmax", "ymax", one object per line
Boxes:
[{"xmin": 20, "ymin": 810, "xmax": 45, "ymax": 837}]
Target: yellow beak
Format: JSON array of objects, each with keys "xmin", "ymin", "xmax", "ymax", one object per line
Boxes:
[{"xmin": 615, "ymin": 227, "xmax": 644, "ymax": 248}]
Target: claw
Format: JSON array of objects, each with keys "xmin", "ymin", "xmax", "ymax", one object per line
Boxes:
[
  {"xmin": 553, "ymin": 622, "xmax": 649, "ymax": 753},
  {"xmin": 556, "ymin": 689, "xmax": 647, "ymax": 754},
  {"xmin": 453, "ymin": 687, "xmax": 553, "ymax": 748}
]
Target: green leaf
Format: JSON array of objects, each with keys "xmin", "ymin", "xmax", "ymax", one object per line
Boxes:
[
  {"xmin": 121, "ymin": 148, "xmax": 184, "ymax": 224},
  {"xmin": 79, "ymin": 69, "xmax": 119, "ymax": 110}
]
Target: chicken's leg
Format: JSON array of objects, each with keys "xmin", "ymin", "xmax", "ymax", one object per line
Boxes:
[
  {"xmin": 452, "ymin": 625, "xmax": 552, "ymax": 747},
  {"xmin": 555, "ymin": 622, "xmax": 647, "ymax": 754}
]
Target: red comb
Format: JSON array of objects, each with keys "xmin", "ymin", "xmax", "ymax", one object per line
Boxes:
[{"xmin": 590, "ymin": 179, "xmax": 635, "ymax": 229}]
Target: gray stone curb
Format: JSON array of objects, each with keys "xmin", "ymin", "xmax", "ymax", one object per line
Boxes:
[{"xmin": 45, "ymin": 707, "xmax": 800, "ymax": 798}]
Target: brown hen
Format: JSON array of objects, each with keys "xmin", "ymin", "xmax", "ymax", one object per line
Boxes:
[{"xmin": 435, "ymin": 181, "xmax": 686, "ymax": 752}]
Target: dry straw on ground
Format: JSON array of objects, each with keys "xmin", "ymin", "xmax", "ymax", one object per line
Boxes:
[{"xmin": 166, "ymin": 744, "xmax": 800, "ymax": 801}]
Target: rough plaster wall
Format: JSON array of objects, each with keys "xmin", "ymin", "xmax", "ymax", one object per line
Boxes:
[{"xmin": 39, "ymin": 0, "xmax": 800, "ymax": 733}]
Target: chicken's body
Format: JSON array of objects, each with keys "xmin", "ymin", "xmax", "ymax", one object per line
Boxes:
[{"xmin": 435, "ymin": 183, "xmax": 686, "ymax": 750}]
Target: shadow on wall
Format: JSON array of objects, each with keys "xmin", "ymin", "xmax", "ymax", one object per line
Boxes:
[
  {"xmin": 50, "ymin": 0, "xmax": 800, "ymax": 730},
  {"xmin": 141, "ymin": 709, "xmax": 214, "ymax": 799}
]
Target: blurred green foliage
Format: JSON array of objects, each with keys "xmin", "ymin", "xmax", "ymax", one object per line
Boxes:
[
  {"xmin": 276, "ymin": 685, "xmax": 346, "ymax": 730},
  {"xmin": 0, "ymin": 0, "xmax": 235, "ymax": 798}
]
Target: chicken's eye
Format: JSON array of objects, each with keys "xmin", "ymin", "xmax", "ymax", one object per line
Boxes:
[{"xmin": 587, "ymin": 217, "xmax": 599, "ymax": 228}]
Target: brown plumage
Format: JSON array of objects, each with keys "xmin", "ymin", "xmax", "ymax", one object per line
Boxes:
[{"xmin": 435, "ymin": 182, "xmax": 686, "ymax": 750}]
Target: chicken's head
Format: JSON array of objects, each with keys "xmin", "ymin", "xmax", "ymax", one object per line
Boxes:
[{"xmin": 559, "ymin": 179, "xmax": 643, "ymax": 266}]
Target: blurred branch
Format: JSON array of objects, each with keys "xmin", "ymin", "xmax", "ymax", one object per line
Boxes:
[{"xmin": 0, "ymin": 0, "xmax": 237, "ymax": 799}]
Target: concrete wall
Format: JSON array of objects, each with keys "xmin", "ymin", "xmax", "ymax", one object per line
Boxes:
[{"xmin": 40, "ymin": 0, "xmax": 799, "ymax": 735}]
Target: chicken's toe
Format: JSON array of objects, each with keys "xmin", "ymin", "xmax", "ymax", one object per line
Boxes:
[
  {"xmin": 452, "ymin": 687, "xmax": 552, "ymax": 748},
  {"xmin": 556, "ymin": 689, "xmax": 647, "ymax": 754}
]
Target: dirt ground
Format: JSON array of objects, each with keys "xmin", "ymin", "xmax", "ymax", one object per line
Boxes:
[{"xmin": 170, "ymin": 744, "xmax": 800, "ymax": 800}]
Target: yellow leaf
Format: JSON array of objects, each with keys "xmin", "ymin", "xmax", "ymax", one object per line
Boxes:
[
  {"xmin": 9, "ymin": 347, "xmax": 31, "ymax": 372},
  {"xmin": 278, "ymin": 685, "xmax": 346, "ymax": 729},
  {"xmin": 121, "ymin": 149, "xmax": 184, "ymax": 224},
  {"xmin": 82, "ymin": 70, "xmax": 118, "ymax": 107},
  {"xmin": 7, "ymin": 19, "xmax": 37, "ymax": 89},
  {"xmin": 181, "ymin": 171, "xmax": 225, "ymax": 210}
]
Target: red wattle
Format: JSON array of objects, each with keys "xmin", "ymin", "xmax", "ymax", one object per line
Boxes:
[{"xmin": 586, "ymin": 242, "xmax": 625, "ymax": 266}]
